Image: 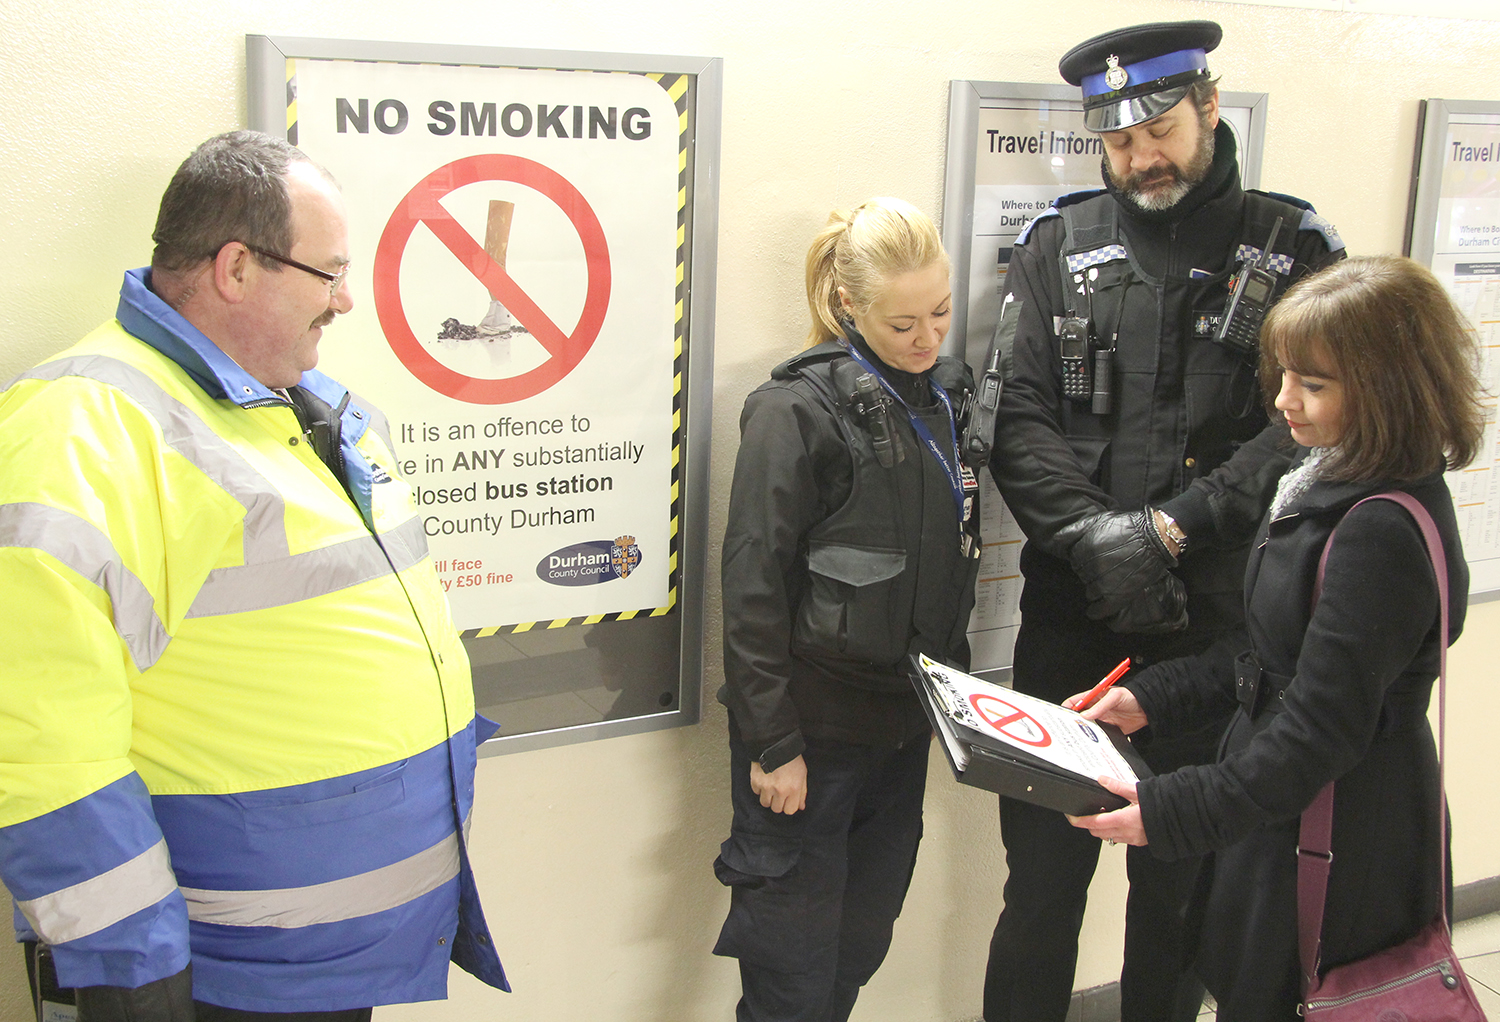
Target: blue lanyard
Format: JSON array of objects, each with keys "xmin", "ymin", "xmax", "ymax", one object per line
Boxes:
[{"xmin": 839, "ymin": 340, "xmax": 969, "ymax": 523}]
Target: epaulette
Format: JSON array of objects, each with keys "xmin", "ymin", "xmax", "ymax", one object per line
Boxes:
[
  {"xmin": 1016, "ymin": 188, "xmax": 1106, "ymax": 247},
  {"xmin": 1053, "ymin": 187, "xmax": 1108, "ymax": 209},
  {"xmin": 1296, "ymin": 208, "xmax": 1345, "ymax": 252},
  {"xmin": 771, "ymin": 339, "xmax": 846, "ymax": 381},
  {"xmin": 1248, "ymin": 189, "xmax": 1345, "ymax": 253},
  {"xmin": 1015, "ymin": 209, "xmax": 1058, "ymax": 247}
]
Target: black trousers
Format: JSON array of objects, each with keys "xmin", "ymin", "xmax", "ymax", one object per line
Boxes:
[
  {"xmin": 194, "ymin": 1007, "xmax": 371, "ymax": 1022},
  {"xmin": 713, "ymin": 728, "xmax": 928, "ymax": 1022},
  {"xmin": 983, "ymin": 574, "xmax": 1224, "ymax": 1022},
  {"xmin": 26, "ymin": 942, "xmax": 371, "ymax": 1022},
  {"xmin": 983, "ymin": 797, "xmax": 1204, "ymax": 1022}
]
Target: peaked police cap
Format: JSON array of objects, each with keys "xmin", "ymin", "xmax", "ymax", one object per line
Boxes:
[{"xmin": 1059, "ymin": 20, "xmax": 1221, "ymax": 132}]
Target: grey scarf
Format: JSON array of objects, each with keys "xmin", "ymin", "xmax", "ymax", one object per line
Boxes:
[{"xmin": 1269, "ymin": 447, "xmax": 1332, "ymax": 519}]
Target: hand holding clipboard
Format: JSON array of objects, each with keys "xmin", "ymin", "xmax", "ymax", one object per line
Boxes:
[
  {"xmin": 1063, "ymin": 659, "xmax": 1149, "ymax": 845},
  {"xmin": 911, "ymin": 655, "xmax": 1150, "ymax": 816}
]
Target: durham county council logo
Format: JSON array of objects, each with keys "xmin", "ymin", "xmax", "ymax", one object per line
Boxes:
[
  {"xmin": 611, "ymin": 535, "xmax": 641, "ymax": 579},
  {"xmin": 536, "ymin": 537, "xmax": 645, "ymax": 587}
]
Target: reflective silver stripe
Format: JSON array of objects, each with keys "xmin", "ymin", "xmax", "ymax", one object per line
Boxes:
[
  {"xmin": 15, "ymin": 355, "xmax": 290, "ymax": 563},
  {"xmin": 188, "ymin": 513, "xmax": 427, "ymax": 617},
  {"xmin": 379, "ymin": 513, "xmax": 430, "ymax": 575},
  {"xmin": 15, "ymin": 839, "xmax": 177, "ymax": 945},
  {"xmin": 190, "ymin": 532, "xmax": 389, "ymax": 617},
  {"xmin": 0, "ymin": 503, "xmax": 170, "ymax": 672},
  {"xmin": 14, "ymin": 355, "xmax": 427, "ymax": 618},
  {"xmin": 180, "ymin": 830, "xmax": 459, "ymax": 929}
]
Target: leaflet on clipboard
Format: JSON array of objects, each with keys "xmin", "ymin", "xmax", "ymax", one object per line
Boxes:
[{"xmin": 911, "ymin": 654, "xmax": 1150, "ymax": 815}]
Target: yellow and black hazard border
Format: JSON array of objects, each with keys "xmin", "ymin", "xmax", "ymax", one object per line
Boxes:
[
  {"xmin": 281, "ymin": 59, "xmax": 694, "ymax": 640},
  {"xmin": 466, "ymin": 70, "xmax": 691, "ymax": 639}
]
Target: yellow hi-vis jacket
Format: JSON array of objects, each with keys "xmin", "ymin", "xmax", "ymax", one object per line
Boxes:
[{"xmin": 0, "ymin": 269, "xmax": 508, "ymax": 1012}]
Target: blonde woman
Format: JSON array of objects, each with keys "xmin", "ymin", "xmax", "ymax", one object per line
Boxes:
[{"xmin": 712, "ymin": 198, "xmax": 982, "ymax": 1021}]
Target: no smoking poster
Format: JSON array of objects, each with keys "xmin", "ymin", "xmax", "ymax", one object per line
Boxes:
[{"xmin": 293, "ymin": 58, "xmax": 682, "ymax": 630}]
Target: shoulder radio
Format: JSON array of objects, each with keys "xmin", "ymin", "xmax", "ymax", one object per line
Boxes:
[{"xmin": 1215, "ymin": 216, "xmax": 1285, "ymax": 357}]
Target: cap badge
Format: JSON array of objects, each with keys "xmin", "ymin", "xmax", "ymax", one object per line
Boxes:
[{"xmin": 1104, "ymin": 54, "xmax": 1129, "ymax": 92}]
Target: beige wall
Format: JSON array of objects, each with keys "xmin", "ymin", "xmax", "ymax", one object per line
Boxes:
[{"xmin": 2, "ymin": 1, "xmax": 1499, "ymax": 1020}]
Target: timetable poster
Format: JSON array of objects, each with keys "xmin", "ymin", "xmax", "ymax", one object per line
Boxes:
[
  {"xmin": 966, "ymin": 102, "xmax": 1102, "ymax": 370},
  {"xmin": 1427, "ymin": 113, "xmax": 1500, "ymax": 593},
  {"xmin": 963, "ymin": 99, "xmax": 1108, "ymax": 670},
  {"xmin": 291, "ymin": 58, "xmax": 681, "ymax": 629}
]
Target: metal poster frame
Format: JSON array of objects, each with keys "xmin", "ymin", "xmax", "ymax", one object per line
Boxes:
[
  {"xmin": 247, "ymin": 35, "xmax": 721, "ymax": 752},
  {"xmin": 1405, "ymin": 98, "xmax": 1500, "ymax": 598},
  {"xmin": 939, "ymin": 79, "xmax": 1268, "ymax": 675}
]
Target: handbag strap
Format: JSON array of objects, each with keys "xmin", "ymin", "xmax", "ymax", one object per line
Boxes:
[{"xmin": 1296, "ymin": 490, "xmax": 1450, "ymax": 990}]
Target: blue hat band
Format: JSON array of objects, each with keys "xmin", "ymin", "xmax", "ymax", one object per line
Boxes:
[{"xmin": 1081, "ymin": 48, "xmax": 1207, "ymax": 99}]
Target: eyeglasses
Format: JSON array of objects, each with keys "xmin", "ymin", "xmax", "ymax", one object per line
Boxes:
[{"xmin": 239, "ymin": 243, "xmax": 350, "ymax": 297}]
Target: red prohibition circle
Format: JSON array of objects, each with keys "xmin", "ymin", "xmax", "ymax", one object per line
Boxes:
[
  {"xmin": 969, "ymin": 694, "xmax": 1052, "ymax": 748},
  {"xmin": 373, "ymin": 154, "xmax": 611, "ymax": 404}
]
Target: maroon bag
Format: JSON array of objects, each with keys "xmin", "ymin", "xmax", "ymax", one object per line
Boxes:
[
  {"xmin": 1302, "ymin": 915, "xmax": 1479, "ymax": 1018},
  {"xmin": 1298, "ymin": 491, "xmax": 1487, "ymax": 1021}
]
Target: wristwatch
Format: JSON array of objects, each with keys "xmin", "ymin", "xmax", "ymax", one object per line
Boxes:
[{"xmin": 1155, "ymin": 510, "xmax": 1189, "ymax": 555}]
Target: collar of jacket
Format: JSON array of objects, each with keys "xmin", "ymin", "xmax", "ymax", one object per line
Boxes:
[
  {"xmin": 115, "ymin": 267, "xmax": 287, "ymax": 408},
  {"xmin": 843, "ymin": 328, "xmax": 938, "ymax": 409},
  {"xmin": 1103, "ymin": 119, "xmax": 1241, "ymax": 230},
  {"xmin": 1274, "ymin": 446, "xmax": 1447, "ymax": 521}
]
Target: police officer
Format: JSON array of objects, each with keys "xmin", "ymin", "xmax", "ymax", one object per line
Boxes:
[
  {"xmin": 713, "ymin": 198, "xmax": 982, "ymax": 1022},
  {"xmin": 981, "ymin": 22, "xmax": 1345, "ymax": 1022}
]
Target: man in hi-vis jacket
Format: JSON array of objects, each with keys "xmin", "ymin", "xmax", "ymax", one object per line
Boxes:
[{"xmin": 0, "ymin": 131, "xmax": 508, "ymax": 1022}]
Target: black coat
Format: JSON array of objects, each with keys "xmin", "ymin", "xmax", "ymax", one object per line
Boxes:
[
  {"xmin": 1129, "ymin": 461, "xmax": 1467, "ymax": 1020},
  {"xmin": 992, "ymin": 123, "xmax": 1344, "ymax": 565},
  {"xmin": 717, "ymin": 341, "xmax": 977, "ymax": 768},
  {"xmin": 991, "ymin": 123, "xmax": 1344, "ymax": 718}
]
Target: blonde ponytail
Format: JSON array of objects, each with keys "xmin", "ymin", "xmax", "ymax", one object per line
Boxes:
[{"xmin": 802, "ymin": 197, "xmax": 949, "ymax": 349}]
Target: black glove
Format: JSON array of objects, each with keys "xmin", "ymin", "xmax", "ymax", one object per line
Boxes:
[{"xmin": 1066, "ymin": 509, "xmax": 1188, "ymax": 634}]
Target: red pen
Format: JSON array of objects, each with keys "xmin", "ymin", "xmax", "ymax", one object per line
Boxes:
[{"xmin": 1074, "ymin": 658, "xmax": 1131, "ymax": 712}]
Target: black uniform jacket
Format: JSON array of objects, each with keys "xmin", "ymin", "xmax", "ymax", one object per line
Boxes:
[
  {"xmin": 718, "ymin": 339, "xmax": 976, "ymax": 769},
  {"xmin": 1127, "ymin": 461, "xmax": 1466, "ymax": 1015},
  {"xmin": 993, "ymin": 123, "xmax": 1344, "ymax": 634}
]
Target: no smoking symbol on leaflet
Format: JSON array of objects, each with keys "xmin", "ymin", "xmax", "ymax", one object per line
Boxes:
[
  {"xmin": 969, "ymin": 694, "xmax": 1052, "ymax": 748},
  {"xmin": 373, "ymin": 154, "xmax": 612, "ymax": 405}
]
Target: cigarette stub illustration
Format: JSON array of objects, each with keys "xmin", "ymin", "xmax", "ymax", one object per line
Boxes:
[{"xmin": 436, "ymin": 199, "xmax": 530, "ymax": 362}]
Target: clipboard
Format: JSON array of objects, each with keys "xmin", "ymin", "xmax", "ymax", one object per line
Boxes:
[{"xmin": 909, "ymin": 654, "xmax": 1151, "ymax": 816}]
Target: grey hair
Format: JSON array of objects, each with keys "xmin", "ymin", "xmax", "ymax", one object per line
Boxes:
[{"xmin": 150, "ymin": 130, "xmax": 332, "ymax": 275}]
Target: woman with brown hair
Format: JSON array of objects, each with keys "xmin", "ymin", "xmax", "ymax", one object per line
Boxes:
[{"xmin": 1067, "ymin": 255, "xmax": 1484, "ymax": 1020}]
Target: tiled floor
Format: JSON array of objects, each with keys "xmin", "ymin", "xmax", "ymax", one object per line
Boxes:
[
  {"xmin": 1193, "ymin": 910, "xmax": 1500, "ymax": 1017},
  {"xmin": 1454, "ymin": 912, "xmax": 1500, "ymax": 1016}
]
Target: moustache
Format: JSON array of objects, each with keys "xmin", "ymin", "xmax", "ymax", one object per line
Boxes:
[
  {"xmin": 1126, "ymin": 166, "xmax": 1179, "ymax": 191},
  {"xmin": 311, "ymin": 310, "xmax": 337, "ymax": 329}
]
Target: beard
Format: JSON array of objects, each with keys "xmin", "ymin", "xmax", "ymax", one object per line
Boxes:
[{"xmin": 1110, "ymin": 111, "xmax": 1217, "ymax": 213}]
